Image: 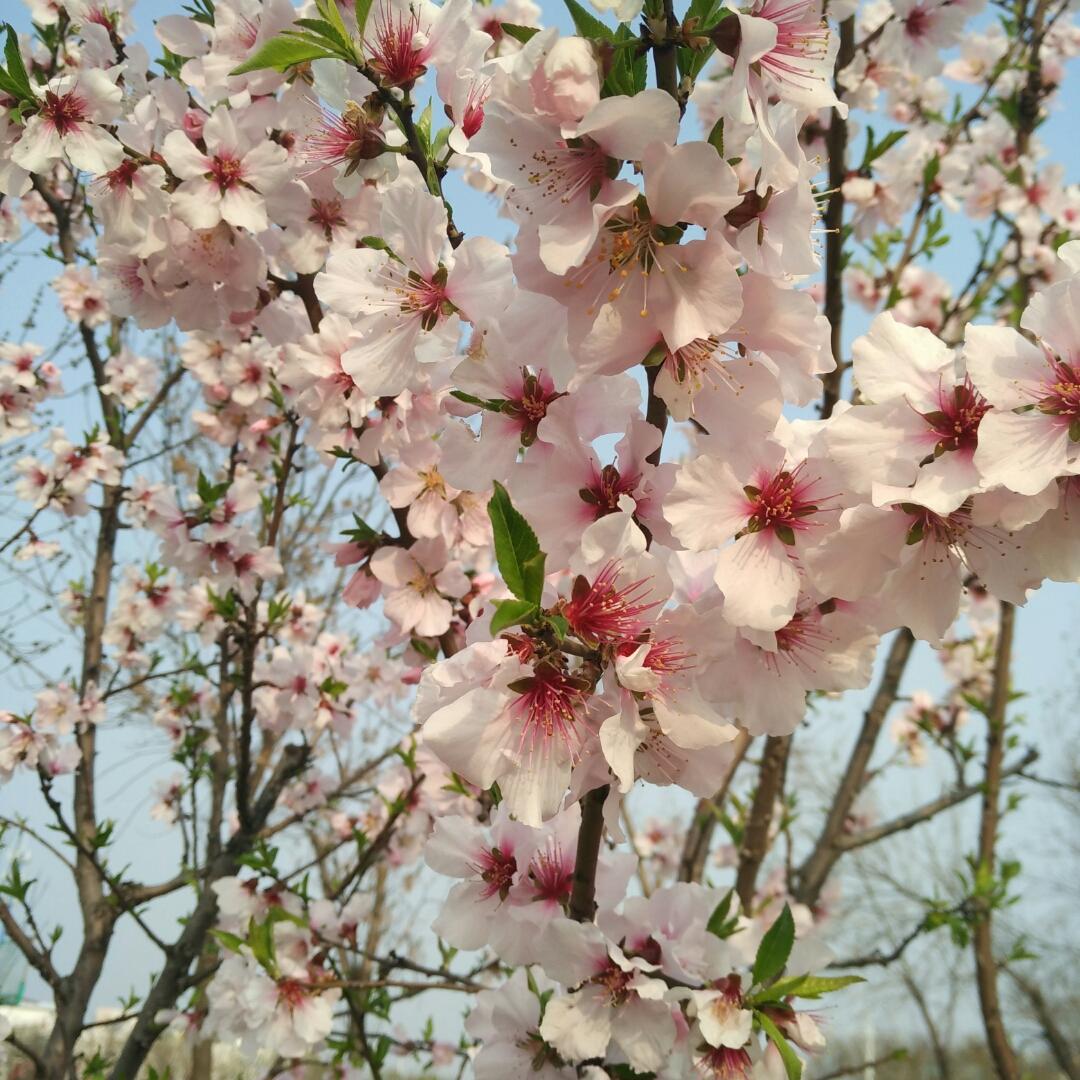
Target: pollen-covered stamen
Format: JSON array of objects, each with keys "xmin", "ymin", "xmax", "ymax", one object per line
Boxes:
[
  {"xmin": 589, "ymin": 960, "xmax": 636, "ymax": 1006},
  {"xmin": 695, "ymin": 1045, "xmax": 753, "ymax": 1080},
  {"xmin": 901, "ymin": 503, "xmax": 964, "ymax": 547},
  {"xmin": 579, "ymin": 463, "xmax": 639, "ymax": 517},
  {"xmin": 754, "ymin": 0, "xmax": 830, "ymax": 87},
  {"xmin": 40, "ymin": 89, "xmax": 90, "ymax": 136},
  {"xmin": 417, "ymin": 466, "xmax": 447, "ymax": 496},
  {"xmin": 741, "ymin": 462, "xmax": 824, "ymax": 545},
  {"xmin": 367, "ymin": 2, "xmax": 428, "ymax": 87},
  {"xmin": 663, "ymin": 336, "xmax": 743, "ymax": 392},
  {"xmin": 564, "ymin": 561, "xmax": 656, "ymax": 646},
  {"xmin": 306, "ymin": 102, "xmax": 386, "ymax": 172},
  {"xmin": 506, "ymin": 137, "xmax": 607, "ymax": 217},
  {"xmin": 102, "ymin": 157, "xmax": 139, "ymax": 191},
  {"xmin": 501, "ymin": 369, "xmax": 565, "ymax": 447},
  {"xmin": 276, "ymin": 977, "xmax": 311, "ymax": 1011},
  {"xmin": 527, "ymin": 840, "xmax": 573, "ymax": 904},
  {"xmin": 564, "ymin": 204, "xmax": 688, "ymax": 319},
  {"xmin": 1037, "ymin": 359, "xmax": 1080, "ymax": 429},
  {"xmin": 760, "ymin": 609, "xmax": 832, "ymax": 676},
  {"xmin": 633, "ymin": 636, "xmax": 693, "ymax": 677},
  {"xmin": 370, "ymin": 259, "xmax": 453, "ymax": 330},
  {"xmin": 207, "ymin": 153, "xmax": 245, "ymax": 193},
  {"xmin": 919, "ymin": 376, "xmax": 990, "ymax": 455},
  {"xmin": 901, "ymin": 501, "xmax": 1021, "ymax": 579},
  {"xmin": 307, "ymin": 197, "xmax": 347, "ymax": 238},
  {"xmin": 510, "ymin": 664, "xmax": 587, "ymax": 757},
  {"xmin": 470, "ymin": 845, "xmax": 517, "ymax": 901}
]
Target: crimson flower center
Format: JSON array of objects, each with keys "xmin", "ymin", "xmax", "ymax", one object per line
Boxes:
[
  {"xmin": 921, "ymin": 378, "xmax": 990, "ymax": 453},
  {"xmin": 41, "ymin": 90, "xmax": 89, "ymax": 136},
  {"xmin": 564, "ymin": 562, "xmax": 655, "ymax": 646},
  {"xmin": 1039, "ymin": 360, "xmax": 1080, "ymax": 419},
  {"xmin": 368, "ymin": 4, "xmax": 427, "ymax": 87},
  {"xmin": 512, "ymin": 667, "xmax": 584, "ymax": 754},
  {"xmin": 528, "ymin": 843, "xmax": 573, "ymax": 904},
  {"xmin": 473, "ymin": 845, "xmax": 517, "ymax": 901},
  {"xmin": 743, "ymin": 465, "xmax": 820, "ymax": 538},
  {"xmin": 590, "ymin": 962, "xmax": 635, "ymax": 1006},
  {"xmin": 579, "ymin": 463, "xmax": 638, "ymax": 517},
  {"xmin": 208, "ymin": 154, "xmax": 245, "ymax": 192}
]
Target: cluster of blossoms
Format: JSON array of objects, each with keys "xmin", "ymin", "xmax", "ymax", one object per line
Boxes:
[
  {"xmin": 1, "ymin": 0, "xmax": 1079, "ymax": 1070},
  {"xmin": 0, "ymin": 341, "xmax": 61, "ymax": 442}
]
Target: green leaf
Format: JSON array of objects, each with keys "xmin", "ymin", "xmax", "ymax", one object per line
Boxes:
[
  {"xmin": 561, "ymin": 0, "xmax": 615, "ymax": 42},
  {"xmin": 603, "ymin": 23, "xmax": 646, "ymax": 97},
  {"xmin": 231, "ymin": 34, "xmax": 334, "ymax": 74},
  {"xmin": 315, "ymin": 0, "xmax": 354, "ymax": 51},
  {"xmin": 487, "ymin": 482, "xmax": 545, "ymax": 603},
  {"xmin": 1, "ymin": 24, "xmax": 35, "ymax": 103},
  {"xmin": 862, "ymin": 127, "xmax": 907, "ymax": 169},
  {"xmin": 751, "ymin": 973, "xmax": 864, "ymax": 1004},
  {"xmin": 490, "ymin": 598, "xmax": 538, "ymax": 634},
  {"xmin": 706, "ymin": 889, "xmax": 738, "ymax": 938},
  {"xmin": 752, "ymin": 903, "xmax": 795, "ymax": 987},
  {"xmin": 356, "ymin": 0, "xmax": 374, "ymax": 35},
  {"xmin": 501, "ymin": 22, "xmax": 541, "ymax": 43},
  {"xmin": 707, "ymin": 117, "xmax": 725, "ymax": 156},
  {"xmin": 521, "ymin": 551, "xmax": 547, "ymax": 608},
  {"xmin": 211, "ymin": 929, "xmax": 245, "ymax": 954},
  {"xmin": 757, "ymin": 1012, "xmax": 803, "ymax": 1080},
  {"xmin": 923, "ymin": 154, "xmax": 941, "ymax": 189},
  {"xmin": 248, "ymin": 917, "xmax": 276, "ymax": 974}
]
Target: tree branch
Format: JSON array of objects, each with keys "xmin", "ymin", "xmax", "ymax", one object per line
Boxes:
[
  {"xmin": 972, "ymin": 601, "xmax": 1020, "ymax": 1080},
  {"xmin": 794, "ymin": 629, "xmax": 915, "ymax": 906}
]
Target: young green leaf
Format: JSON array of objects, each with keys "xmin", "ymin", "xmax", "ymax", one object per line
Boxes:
[
  {"xmin": 489, "ymin": 598, "xmax": 538, "ymax": 635},
  {"xmin": 501, "ymin": 22, "xmax": 541, "ymax": 43},
  {"xmin": 561, "ymin": 0, "xmax": 615, "ymax": 42},
  {"xmin": 762, "ymin": 973, "xmax": 865, "ymax": 1001},
  {"xmin": 231, "ymin": 34, "xmax": 335, "ymax": 75},
  {"xmin": 356, "ymin": 0, "xmax": 374, "ymax": 35},
  {"xmin": 707, "ymin": 117, "xmax": 725, "ymax": 156},
  {"xmin": 706, "ymin": 889, "xmax": 736, "ymax": 937},
  {"xmin": 1, "ymin": 24, "xmax": 35, "ymax": 103},
  {"xmin": 757, "ymin": 1012, "xmax": 803, "ymax": 1080},
  {"xmin": 487, "ymin": 481, "xmax": 545, "ymax": 603},
  {"xmin": 315, "ymin": 0, "xmax": 354, "ymax": 53},
  {"xmin": 752, "ymin": 902, "xmax": 795, "ymax": 987}
]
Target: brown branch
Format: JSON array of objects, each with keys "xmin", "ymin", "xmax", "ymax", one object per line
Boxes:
[
  {"xmin": 330, "ymin": 772, "xmax": 425, "ymax": 902},
  {"xmin": 1006, "ymin": 966, "xmax": 1079, "ymax": 1079},
  {"xmin": 0, "ymin": 897, "xmax": 62, "ymax": 993},
  {"xmin": 820, "ymin": 15, "xmax": 855, "ymax": 419},
  {"xmin": 678, "ymin": 729, "xmax": 751, "ymax": 882},
  {"xmin": 124, "ymin": 366, "xmax": 185, "ymax": 449},
  {"xmin": 108, "ymin": 742, "xmax": 311, "ymax": 1080},
  {"xmin": 836, "ymin": 747, "xmax": 1036, "ymax": 853},
  {"xmin": 793, "ymin": 628, "xmax": 915, "ymax": 907},
  {"xmin": 734, "ymin": 734, "xmax": 791, "ymax": 910},
  {"xmin": 569, "ymin": 784, "xmax": 609, "ymax": 922},
  {"xmin": 972, "ymin": 601, "xmax": 1020, "ymax": 1080},
  {"xmin": 902, "ymin": 968, "xmax": 951, "ymax": 1080},
  {"xmin": 815, "ymin": 1051, "xmax": 908, "ymax": 1080},
  {"xmin": 4, "ymin": 1031, "xmax": 46, "ymax": 1078}
]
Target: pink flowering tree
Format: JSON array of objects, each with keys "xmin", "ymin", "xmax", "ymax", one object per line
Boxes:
[{"xmin": 0, "ymin": 0, "xmax": 1078, "ymax": 1075}]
